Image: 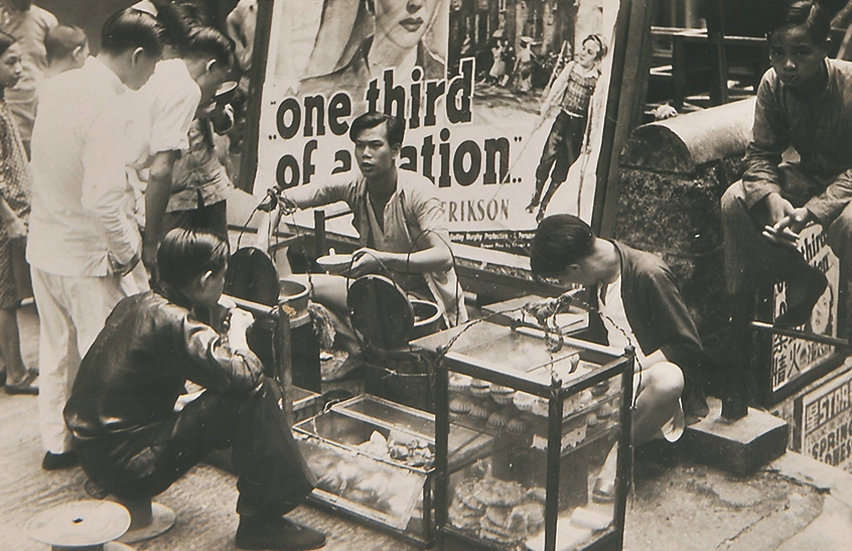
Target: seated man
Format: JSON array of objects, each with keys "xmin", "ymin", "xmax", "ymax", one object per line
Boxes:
[
  {"xmin": 528, "ymin": 215, "xmax": 700, "ymax": 500},
  {"xmin": 278, "ymin": 111, "xmax": 467, "ymax": 356},
  {"xmin": 721, "ymin": 0, "xmax": 850, "ymax": 329},
  {"xmin": 63, "ymin": 228, "xmax": 326, "ymax": 551}
]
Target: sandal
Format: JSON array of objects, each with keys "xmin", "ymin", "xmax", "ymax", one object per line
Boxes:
[{"xmin": 5, "ymin": 368, "xmax": 38, "ymax": 395}]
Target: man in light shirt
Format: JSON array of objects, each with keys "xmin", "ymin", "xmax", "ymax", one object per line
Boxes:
[{"xmin": 26, "ymin": 8, "xmax": 163, "ymax": 470}]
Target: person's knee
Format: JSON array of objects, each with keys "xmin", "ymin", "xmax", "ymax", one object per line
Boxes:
[
  {"xmin": 644, "ymin": 362, "xmax": 684, "ymax": 403},
  {"xmin": 720, "ymin": 181, "xmax": 746, "ymax": 218},
  {"xmin": 827, "ymin": 204, "xmax": 852, "ymax": 256}
]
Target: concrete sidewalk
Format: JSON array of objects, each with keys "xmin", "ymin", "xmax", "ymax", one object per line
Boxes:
[{"xmin": 3, "ymin": 304, "xmax": 852, "ymax": 550}]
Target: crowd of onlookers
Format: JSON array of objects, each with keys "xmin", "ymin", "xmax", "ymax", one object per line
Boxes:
[
  {"xmin": 0, "ymin": 0, "xmax": 257, "ymax": 465},
  {"xmin": 0, "ymin": 2, "xmax": 330, "ymax": 550}
]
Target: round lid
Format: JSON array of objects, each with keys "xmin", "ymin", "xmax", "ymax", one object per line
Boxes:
[
  {"xmin": 27, "ymin": 500, "xmax": 131, "ymax": 547},
  {"xmin": 225, "ymin": 247, "xmax": 280, "ymax": 306},
  {"xmin": 347, "ymin": 274, "xmax": 414, "ymax": 349}
]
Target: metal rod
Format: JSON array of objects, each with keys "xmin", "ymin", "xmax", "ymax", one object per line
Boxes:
[
  {"xmin": 750, "ymin": 321, "xmax": 850, "ymax": 349},
  {"xmin": 544, "ymin": 378, "xmax": 563, "ymax": 551}
]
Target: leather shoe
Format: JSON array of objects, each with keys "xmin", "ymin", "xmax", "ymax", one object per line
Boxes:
[
  {"xmin": 42, "ymin": 451, "xmax": 78, "ymax": 471},
  {"xmin": 236, "ymin": 515, "xmax": 326, "ymax": 550},
  {"xmin": 774, "ymin": 266, "xmax": 827, "ymax": 328}
]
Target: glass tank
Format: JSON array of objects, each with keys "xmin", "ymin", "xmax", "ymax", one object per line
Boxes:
[
  {"xmin": 413, "ymin": 320, "xmax": 633, "ymax": 551},
  {"xmin": 293, "ymin": 394, "xmax": 493, "ymax": 545}
]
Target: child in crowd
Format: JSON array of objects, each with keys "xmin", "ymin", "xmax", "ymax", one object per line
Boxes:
[
  {"xmin": 527, "ymin": 34, "xmax": 606, "ymax": 223},
  {"xmin": 0, "ymin": 30, "xmax": 36, "ymax": 395},
  {"xmin": 44, "ymin": 24, "xmax": 88, "ymax": 77},
  {"xmin": 64, "ymin": 228, "xmax": 326, "ymax": 551}
]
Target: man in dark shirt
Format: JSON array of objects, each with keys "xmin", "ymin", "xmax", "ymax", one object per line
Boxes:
[
  {"xmin": 528, "ymin": 215, "xmax": 702, "ymax": 501},
  {"xmin": 64, "ymin": 228, "xmax": 326, "ymax": 551}
]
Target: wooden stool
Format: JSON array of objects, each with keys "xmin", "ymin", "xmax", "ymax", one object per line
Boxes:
[
  {"xmin": 27, "ymin": 500, "xmax": 135, "ymax": 550},
  {"xmin": 114, "ymin": 497, "xmax": 175, "ymax": 544}
]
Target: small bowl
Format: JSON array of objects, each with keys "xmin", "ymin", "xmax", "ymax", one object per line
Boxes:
[
  {"xmin": 316, "ymin": 253, "xmax": 352, "ymax": 274},
  {"xmin": 410, "ymin": 299, "xmax": 441, "ymax": 339},
  {"xmin": 278, "ymin": 278, "xmax": 308, "ymax": 314},
  {"xmin": 213, "ymin": 80, "xmax": 238, "ymax": 104}
]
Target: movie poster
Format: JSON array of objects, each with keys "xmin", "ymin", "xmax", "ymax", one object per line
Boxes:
[{"xmin": 255, "ymin": 0, "xmax": 621, "ymax": 253}]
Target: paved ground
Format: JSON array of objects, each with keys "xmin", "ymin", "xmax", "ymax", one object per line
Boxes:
[{"xmin": 4, "ymin": 304, "xmax": 852, "ymax": 550}]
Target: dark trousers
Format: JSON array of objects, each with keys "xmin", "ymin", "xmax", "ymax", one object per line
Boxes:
[
  {"xmin": 530, "ymin": 111, "xmax": 586, "ymax": 210},
  {"xmin": 162, "ymin": 200, "xmax": 228, "ymax": 242},
  {"xmin": 73, "ymin": 377, "xmax": 315, "ymax": 518},
  {"xmin": 720, "ymin": 174, "xmax": 852, "ymax": 297}
]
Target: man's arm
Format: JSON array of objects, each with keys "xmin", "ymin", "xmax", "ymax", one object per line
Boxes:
[
  {"xmin": 142, "ymin": 150, "xmax": 180, "ymax": 274},
  {"xmin": 81, "ymin": 111, "xmax": 140, "ymax": 274},
  {"xmin": 804, "ymin": 168, "xmax": 852, "ymax": 223},
  {"xmin": 172, "ymin": 308, "xmax": 263, "ymax": 393},
  {"xmin": 742, "ymin": 72, "xmax": 789, "ymax": 209},
  {"xmin": 641, "ymin": 265, "xmax": 702, "ymax": 371},
  {"xmin": 348, "ymin": 230, "xmax": 452, "ymax": 277}
]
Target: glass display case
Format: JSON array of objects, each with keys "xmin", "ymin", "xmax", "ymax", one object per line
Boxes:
[
  {"xmin": 293, "ymin": 394, "xmax": 493, "ymax": 546},
  {"xmin": 412, "ymin": 321, "xmax": 634, "ymax": 551}
]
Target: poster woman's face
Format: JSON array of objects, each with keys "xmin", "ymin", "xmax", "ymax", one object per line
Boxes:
[{"xmin": 375, "ymin": 0, "xmax": 439, "ymax": 51}]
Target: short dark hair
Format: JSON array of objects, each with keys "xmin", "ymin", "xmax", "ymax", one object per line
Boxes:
[
  {"xmin": 45, "ymin": 25, "xmax": 87, "ymax": 63},
  {"xmin": 349, "ymin": 111, "xmax": 406, "ymax": 149},
  {"xmin": 180, "ymin": 26, "xmax": 235, "ymax": 68},
  {"xmin": 767, "ymin": 0, "xmax": 840, "ymax": 44},
  {"xmin": 157, "ymin": 1, "xmax": 209, "ymax": 49},
  {"xmin": 101, "ymin": 8, "xmax": 163, "ymax": 57},
  {"xmin": 158, "ymin": 228, "xmax": 229, "ymax": 290},
  {"xmin": 0, "ymin": 30, "xmax": 16, "ymax": 57},
  {"xmin": 582, "ymin": 34, "xmax": 608, "ymax": 60},
  {"xmin": 529, "ymin": 214, "xmax": 596, "ymax": 276}
]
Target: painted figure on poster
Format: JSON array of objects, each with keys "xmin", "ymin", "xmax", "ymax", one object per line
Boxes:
[
  {"xmin": 526, "ymin": 34, "xmax": 607, "ymax": 223},
  {"xmin": 300, "ymin": 0, "xmax": 446, "ymax": 104}
]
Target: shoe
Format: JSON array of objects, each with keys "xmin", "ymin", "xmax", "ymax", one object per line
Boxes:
[
  {"xmin": 592, "ymin": 476, "xmax": 615, "ymax": 504},
  {"xmin": 42, "ymin": 451, "xmax": 78, "ymax": 471},
  {"xmin": 525, "ymin": 200, "xmax": 539, "ymax": 213},
  {"xmin": 682, "ymin": 385, "xmax": 709, "ymax": 424},
  {"xmin": 84, "ymin": 477, "xmax": 109, "ymax": 499},
  {"xmin": 236, "ymin": 516, "xmax": 326, "ymax": 550},
  {"xmin": 774, "ymin": 266, "xmax": 827, "ymax": 328},
  {"xmin": 5, "ymin": 368, "xmax": 38, "ymax": 395}
]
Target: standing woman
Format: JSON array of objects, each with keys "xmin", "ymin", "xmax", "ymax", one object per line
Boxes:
[
  {"xmin": 0, "ymin": 1, "xmax": 56, "ymax": 157},
  {"xmin": 0, "ymin": 30, "xmax": 36, "ymax": 395}
]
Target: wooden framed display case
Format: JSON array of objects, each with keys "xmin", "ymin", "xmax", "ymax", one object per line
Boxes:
[{"xmin": 412, "ymin": 321, "xmax": 634, "ymax": 551}]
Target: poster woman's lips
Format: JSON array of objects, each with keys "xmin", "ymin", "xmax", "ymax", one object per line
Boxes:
[{"xmin": 400, "ymin": 17, "xmax": 424, "ymax": 32}]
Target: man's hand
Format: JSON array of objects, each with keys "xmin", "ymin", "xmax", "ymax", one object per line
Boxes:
[
  {"xmin": 762, "ymin": 193, "xmax": 795, "ymax": 226},
  {"xmin": 228, "ymin": 308, "xmax": 254, "ymax": 351},
  {"xmin": 108, "ymin": 252, "xmax": 140, "ymax": 277},
  {"xmin": 347, "ymin": 248, "xmax": 383, "ymax": 278},
  {"xmin": 760, "ymin": 194, "xmax": 809, "ymax": 248},
  {"xmin": 142, "ymin": 241, "xmax": 159, "ymax": 280},
  {"xmin": 5, "ymin": 216, "xmax": 26, "ymax": 239},
  {"xmin": 763, "ymin": 207, "xmax": 811, "ymax": 249}
]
